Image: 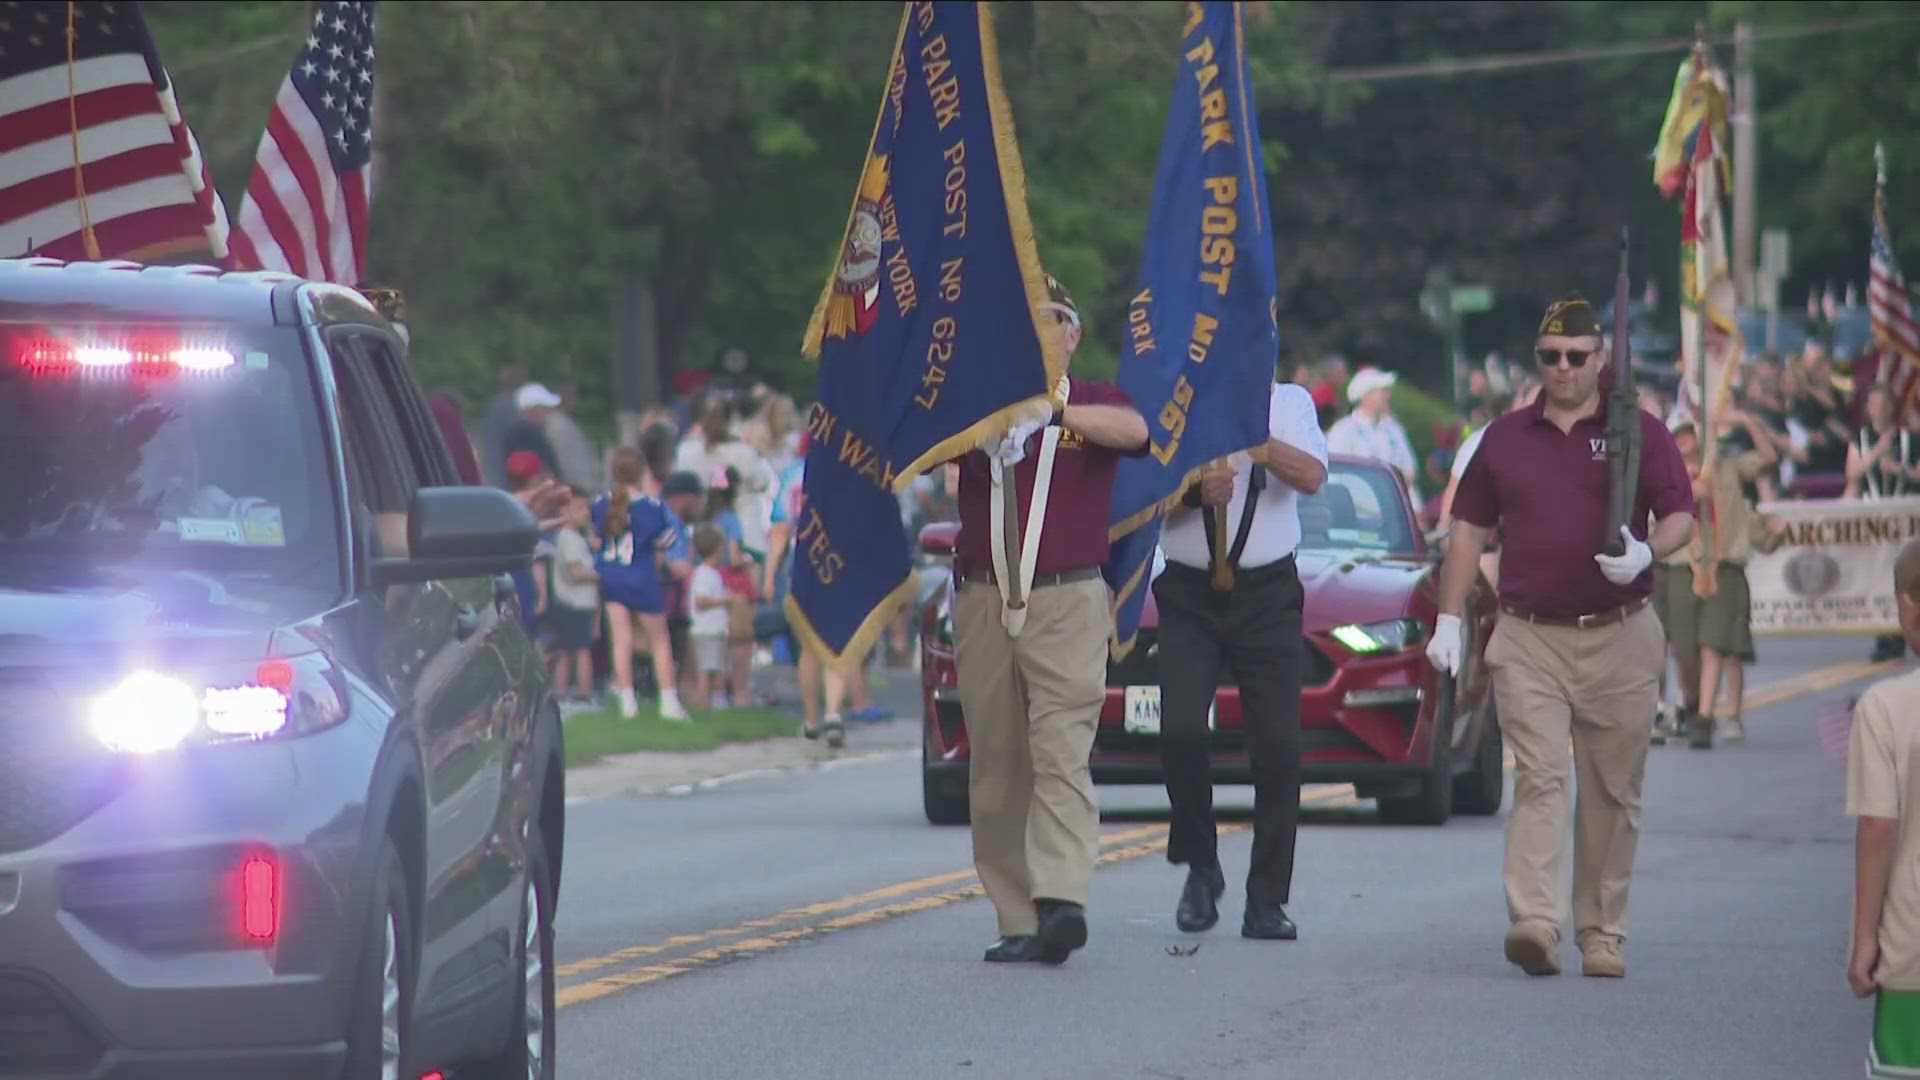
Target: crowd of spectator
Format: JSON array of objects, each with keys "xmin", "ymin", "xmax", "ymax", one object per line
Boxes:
[{"xmin": 432, "ymin": 331, "xmax": 1910, "ymax": 725}]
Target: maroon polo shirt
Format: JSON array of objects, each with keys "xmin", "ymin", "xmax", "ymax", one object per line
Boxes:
[
  {"xmin": 954, "ymin": 379, "xmax": 1146, "ymax": 576},
  {"xmin": 1451, "ymin": 401, "xmax": 1694, "ymax": 619}
]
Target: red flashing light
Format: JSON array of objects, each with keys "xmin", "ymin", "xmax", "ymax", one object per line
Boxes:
[
  {"xmin": 238, "ymin": 854, "xmax": 281, "ymax": 944},
  {"xmin": 255, "ymin": 659, "xmax": 295, "ymax": 694},
  {"xmin": 12, "ymin": 336, "xmax": 234, "ymax": 374}
]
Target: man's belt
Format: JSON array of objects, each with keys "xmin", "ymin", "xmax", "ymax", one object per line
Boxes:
[
  {"xmin": 1499, "ymin": 596, "xmax": 1650, "ymax": 629},
  {"xmin": 955, "ymin": 565, "xmax": 1102, "ymax": 590}
]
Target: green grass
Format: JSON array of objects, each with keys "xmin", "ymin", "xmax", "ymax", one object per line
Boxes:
[{"xmin": 562, "ymin": 703, "xmax": 800, "ymax": 768}]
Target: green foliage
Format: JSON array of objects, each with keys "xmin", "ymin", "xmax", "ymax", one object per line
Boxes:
[
  {"xmin": 1568, "ymin": 0, "xmax": 1920, "ymax": 306},
  {"xmin": 145, "ymin": 1, "xmax": 1317, "ymax": 427},
  {"xmin": 137, "ymin": 0, "xmax": 1916, "ymax": 434},
  {"xmin": 1391, "ymin": 382, "xmax": 1459, "ymax": 477}
]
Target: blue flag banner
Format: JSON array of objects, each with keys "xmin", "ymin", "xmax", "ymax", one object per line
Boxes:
[
  {"xmin": 1104, "ymin": 0, "xmax": 1280, "ymax": 657},
  {"xmin": 790, "ymin": 0, "xmax": 1063, "ymax": 668}
]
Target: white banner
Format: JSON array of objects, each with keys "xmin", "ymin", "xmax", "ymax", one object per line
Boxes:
[{"xmin": 1747, "ymin": 496, "xmax": 1920, "ymax": 635}]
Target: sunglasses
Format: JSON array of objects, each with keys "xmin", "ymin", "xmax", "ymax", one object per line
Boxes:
[{"xmin": 1535, "ymin": 347, "xmax": 1596, "ymax": 369}]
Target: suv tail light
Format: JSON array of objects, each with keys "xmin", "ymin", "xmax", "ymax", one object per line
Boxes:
[
  {"xmin": 237, "ymin": 853, "xmax": 281, "ymax": 943},
  {"xmin": 88, "ymin": 654, "xmax": 347, "ymax": 755}
]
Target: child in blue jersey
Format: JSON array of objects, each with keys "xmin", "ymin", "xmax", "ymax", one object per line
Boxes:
[{"xmin": 593, "ymin": 447, "xmax": 690, "ymax": 721}]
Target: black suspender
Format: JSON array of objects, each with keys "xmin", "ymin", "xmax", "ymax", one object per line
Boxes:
[{"xmin": 1200, "ymin": 463, "xmax": 1266, "ymax": 589}]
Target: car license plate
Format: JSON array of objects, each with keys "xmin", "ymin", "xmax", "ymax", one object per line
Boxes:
[{"xmin": 1122, "ymin": 686, "xmax": 1215, "ymax": 735}]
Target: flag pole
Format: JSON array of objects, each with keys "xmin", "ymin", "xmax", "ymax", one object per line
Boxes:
[{"xmin": 64, "ymin": 1, "xmax": 102, "ymax": 260}]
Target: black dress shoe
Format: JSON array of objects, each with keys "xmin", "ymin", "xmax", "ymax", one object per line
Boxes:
[
  {"xmin": 1176, "ymin": 866, "xmax": 1226, "ymax": 933},
  {"xmin": 1032, "ymin": 898, "xmax": 1088, "ymax": 965},
  {"xmin": 983, "ymin": 935, "xmax": 1039, "ymax": 963},
  {"xmin": 1241, "ymin": 897, "xmax": 1297, "ymax": 940}
]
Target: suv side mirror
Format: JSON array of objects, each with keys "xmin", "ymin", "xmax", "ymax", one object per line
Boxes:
[{"xmin": 372, "ymin": 487, "xmax": 538, "ymax": 587}]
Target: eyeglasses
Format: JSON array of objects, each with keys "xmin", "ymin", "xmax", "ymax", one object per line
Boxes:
[{"xmin": 1535, "ymin": 347, "xmax": 1596, "ymax": 369}]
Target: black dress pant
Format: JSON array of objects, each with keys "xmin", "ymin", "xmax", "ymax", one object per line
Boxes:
[{"xmin": 1153, "ymin": 557, "xmax": 1304, "ymax": 904}]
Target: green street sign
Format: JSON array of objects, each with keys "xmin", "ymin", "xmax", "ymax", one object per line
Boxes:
[{"xmin": 1450, "ymin": 285, "xmax": 1493, "ymax": 315}]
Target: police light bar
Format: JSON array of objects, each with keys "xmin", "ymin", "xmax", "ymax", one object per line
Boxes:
[{"xmin": 12, "ymin": 335, "xmax": 235, "ymax": 374}]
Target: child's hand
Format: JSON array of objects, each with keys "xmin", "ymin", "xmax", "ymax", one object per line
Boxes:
[{"xmin": 1849, "ymin": 939, "xmax": 1880, "ymax": 998}]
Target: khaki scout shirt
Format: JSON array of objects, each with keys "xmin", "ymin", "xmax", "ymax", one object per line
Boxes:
[
  {"xmin": 1683, "ymin": 448, "xmax": 1782, "ymax": 567},
  {"xmin": 1847, "ymin": 669, "xmax": 1920, "ymax": 992}
]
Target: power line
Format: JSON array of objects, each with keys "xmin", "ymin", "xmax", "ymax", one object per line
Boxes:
[
  {"xmin": 1321, "ymin": 12, "xmax": 1920, "ymax": 84},
  {"xmin": 168, "ymin": 30, "xmax": 304, "ymax": 75}
]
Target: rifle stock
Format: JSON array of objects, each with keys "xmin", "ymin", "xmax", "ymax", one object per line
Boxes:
[{"xmin": 1603, "ymin": 227, "xmax": 1641, "ymax": 557}]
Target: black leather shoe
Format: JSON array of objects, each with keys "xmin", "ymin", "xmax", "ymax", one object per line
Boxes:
[
  {"xmin": 1032, "ymin": 898, "xmax": 1088, "ymax": 965},
  {"xmin": 983, "ymin": 935, "xmax": 1039, "ymax": 963},
  {"xmin": 1241, "ymin": 897, "xmax": 1297, "ymax": 940},
  {"xmin": 1176, "ymin": 866, "xmax": 1226, "ymax": 933}
]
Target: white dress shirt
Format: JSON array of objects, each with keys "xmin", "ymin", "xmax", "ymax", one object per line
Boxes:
[{"xmin": 1161, "ymin": 383, "xmax": 1329, "ymax": 570}]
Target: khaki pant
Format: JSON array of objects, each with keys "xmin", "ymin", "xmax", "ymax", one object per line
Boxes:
[
  {"xmin": 1485, "ymin": 605, "xmax": 1664, "ymax": 945},
  {"xmin": 952, "ymin": 576, "xmax": 1110, "ymax": 935}
]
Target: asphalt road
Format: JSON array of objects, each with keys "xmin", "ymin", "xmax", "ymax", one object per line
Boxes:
[{"xmin": 548, "ymin": 634, "xmax": 1896, "ymax": 1080}]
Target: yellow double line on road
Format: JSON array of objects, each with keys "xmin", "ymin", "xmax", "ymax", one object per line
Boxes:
[
  {"xmin": 555, "ymin": 654, "xmax": 1897, "ymax": 1010},
  {"xmin": 557, "ymin": 787, "xmax": 1358, "ymax": 1008}
]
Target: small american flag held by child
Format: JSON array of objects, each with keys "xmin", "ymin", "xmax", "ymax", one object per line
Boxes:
[{"xmin": 1816, "ymin": 694, "xmax": 1859, "ymax": 765}]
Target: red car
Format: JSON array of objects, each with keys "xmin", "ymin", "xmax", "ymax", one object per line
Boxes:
[{"xmin": 917, "ymin": 454, "xmax": 1502, "ymax": 827}]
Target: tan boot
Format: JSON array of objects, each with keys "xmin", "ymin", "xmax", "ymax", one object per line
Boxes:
[
  {"xmin": 1580, "ymin": 935, "xmax": 1625, "ymax": 978},
  {"xmin": 1503, "ymin": 922, "xmax": 1561, "ymax": 977}
]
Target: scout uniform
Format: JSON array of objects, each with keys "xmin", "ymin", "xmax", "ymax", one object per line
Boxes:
[
  {"xmin": 1446, "ymin": 295, "xmax": 1696, "ymax": 979},
  {"xmin": 1848, "ymin": 667, "xmax": 1920, "ymax": 1075},
  {"xmin": 1650, "ymin": 524, "xmax": 1696, "ymax": 743},
  {"xmin": 1679, "ymin": 434, "xmax": 1785, "ymax": 747}
]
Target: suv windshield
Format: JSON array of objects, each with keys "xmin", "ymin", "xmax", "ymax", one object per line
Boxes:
[
  {"xmin": 0, "ymin": 324, "xmax": 341, "ymax": 595},
  {"xmin": 1299, "ymin": 462, "xmax": 1417, "ymax": 555}
]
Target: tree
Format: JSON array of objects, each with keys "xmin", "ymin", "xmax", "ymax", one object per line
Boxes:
[{"xmin": 1260, "ymin": 0, "xmax": 1651, "ymax": 389}]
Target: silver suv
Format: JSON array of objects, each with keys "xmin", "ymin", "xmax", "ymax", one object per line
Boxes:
[{"xmin": 0, "ymin": 258, "xmax": 562, "ymax": 1079}]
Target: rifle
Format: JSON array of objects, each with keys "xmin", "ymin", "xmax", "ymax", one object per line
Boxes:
[{"xmin": 1603, "ymin": 227, "xmax": 1641, "ymax": 558}]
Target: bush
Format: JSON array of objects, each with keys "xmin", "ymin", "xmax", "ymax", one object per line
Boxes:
[{"xmin": 1391, "ymin": 382, "xmax": 1462, "ymax": 470}]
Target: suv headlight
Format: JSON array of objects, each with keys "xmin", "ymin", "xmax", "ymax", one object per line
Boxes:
[
  {"xmin": 89, "ymin": 655, "xmax": 348, "ymax": 755},
  {"xmin": 1328, "ymin": 618, "xmax": 1426, "ymax": 655}
]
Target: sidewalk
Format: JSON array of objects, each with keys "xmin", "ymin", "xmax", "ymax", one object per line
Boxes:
[{"xmin": 562, "ymin": 662, "xmax": 926, "ymax": 802}]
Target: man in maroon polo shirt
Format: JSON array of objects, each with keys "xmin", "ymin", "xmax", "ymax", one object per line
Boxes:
[
  {"xmin": 951, "ymin": 275, "xmax": 1149, "ymax": 966},
  {"xmin": 1427, "ymin": 293, "xmax": 1695, "ymax": 981}
]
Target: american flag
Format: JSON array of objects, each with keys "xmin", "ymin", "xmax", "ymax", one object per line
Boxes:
[
  {"xmin": 0, "ymin": 0, "xmax": 229, "ymax": 263},
  {"xmin": 229, "ymin": 0, "xmax": 375, "ymax": 284},
  {"xmin": 1870, "ymin": 145, "xmax": 1920, "ymax": 425}
]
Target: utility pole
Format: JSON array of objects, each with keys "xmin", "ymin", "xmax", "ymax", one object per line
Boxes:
[{"xmin": 1732, "ymin": 20, "xmax": 1757, "ymax": 308}]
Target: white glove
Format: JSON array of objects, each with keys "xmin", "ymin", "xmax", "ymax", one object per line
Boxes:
[
  {"xmin": 1593, "ymin": 526, "xmax": 1653, "ymax": 585},
  {"xmin": 1055, "ymin": 374, "xmax": 1072, "ymax": 406},
  {"xmin": 1425, "ymin": 613, "xmax": 1463, "ymax": 677},
  {"xmin": 993, "ymin": 421, "xmax": 1043, "ymax": 466}
]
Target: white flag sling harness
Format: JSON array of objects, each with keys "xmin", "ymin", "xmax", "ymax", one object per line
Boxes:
[{"xmin": 987, "ymin": 425, "xmax": 1063, "ymax": 638}]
